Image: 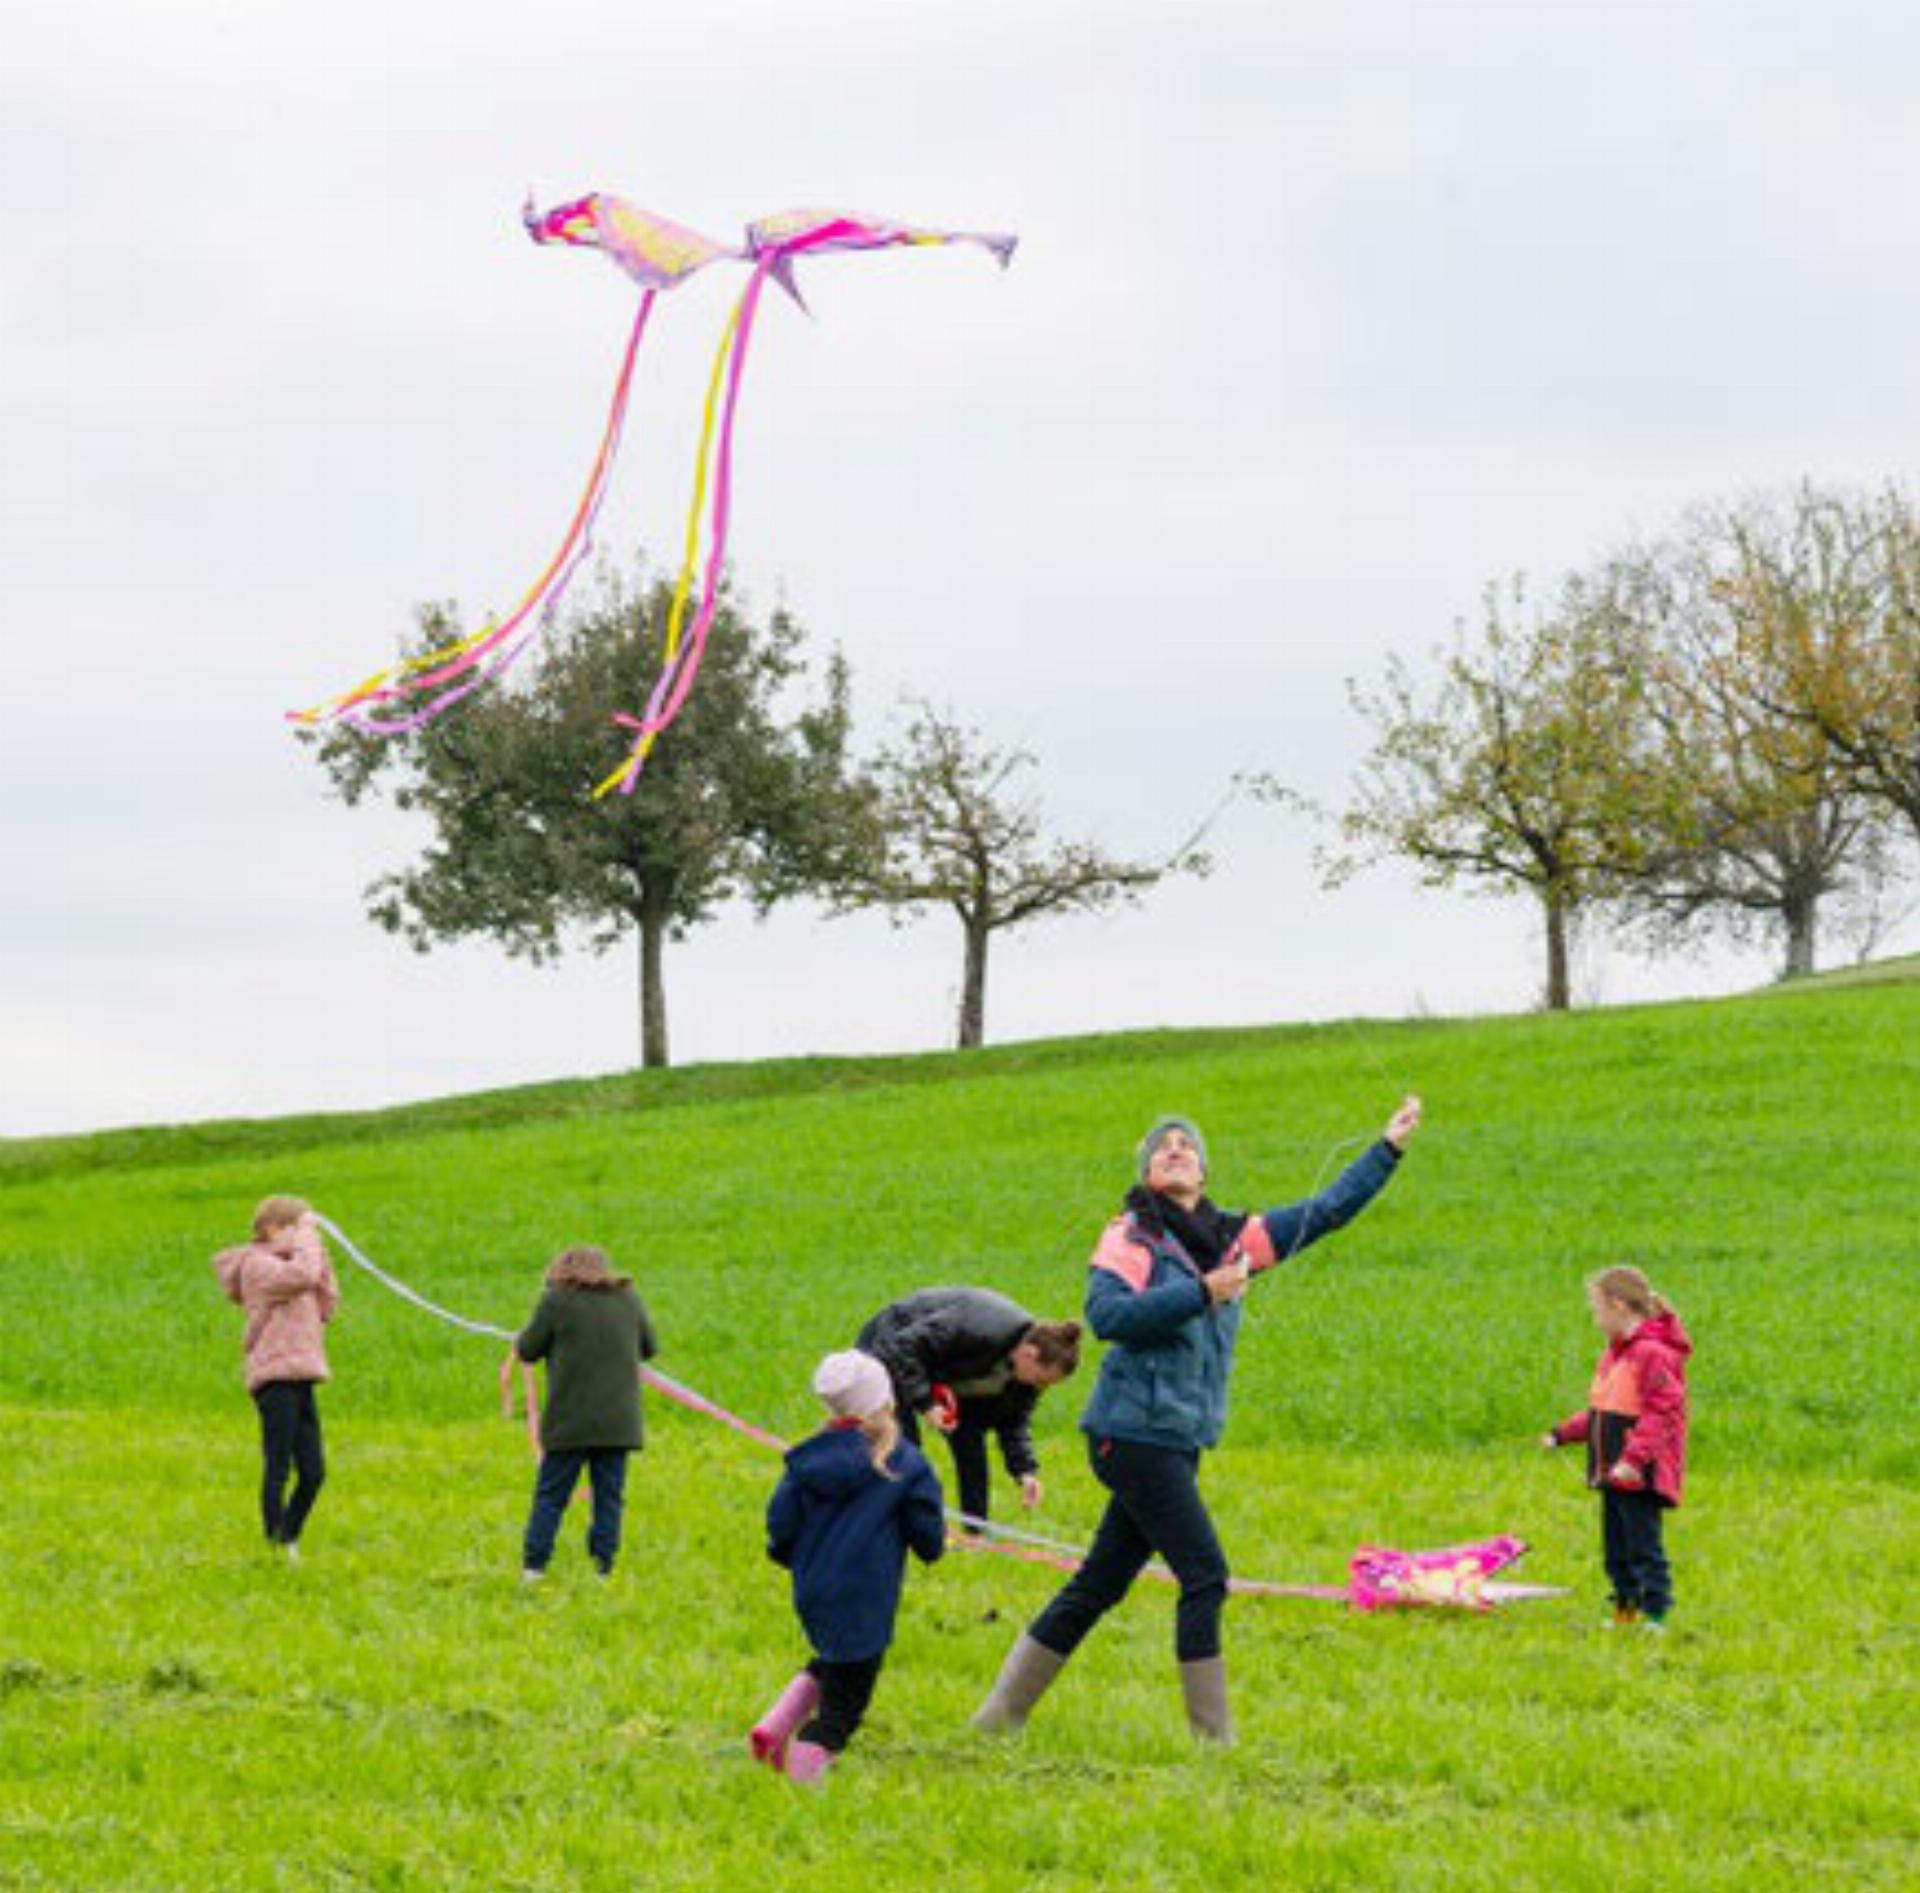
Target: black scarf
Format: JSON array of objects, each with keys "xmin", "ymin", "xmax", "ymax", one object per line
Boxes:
[{"xmin": 1124, "ymin": 1185, "xmax": 1245, "ymax": 1273}]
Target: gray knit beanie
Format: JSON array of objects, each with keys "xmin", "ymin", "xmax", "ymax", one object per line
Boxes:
[
  {"xmin": 813, "ymin": 1349, "xmax": 893, "ymax": 1420},
  {"xmin": 1137, "ymin": 1115, "xmax": 1207, "ymax": 1182}
]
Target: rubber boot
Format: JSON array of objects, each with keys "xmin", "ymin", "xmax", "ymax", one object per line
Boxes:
[
  {"xmin": 783, "ymin": 1739, "xmax": 835, "ymax": 1784},
  {"xmin": 1180, "ymin": 1655, "xmax": 1233, "ymax": 1745},
  {"xmin": 748, "ymin": 1672, "xmax": 822, "ymax": 1767},
  {"xmin": 971, "ymin": 1632, "xmax": 1068, "ymax": 1734}
]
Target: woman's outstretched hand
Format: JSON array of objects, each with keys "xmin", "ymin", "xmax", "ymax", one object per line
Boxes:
[{"xmin": 1384, "ymin": 1095, "xmax": 1423, "ymax": 1151}]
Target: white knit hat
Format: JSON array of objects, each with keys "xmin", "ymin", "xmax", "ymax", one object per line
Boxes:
[{"xmin": 812, "ymin": 1349, "xmax": 893, "ymax": 1420}]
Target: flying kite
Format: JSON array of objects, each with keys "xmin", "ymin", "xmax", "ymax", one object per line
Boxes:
[{"xmin": 290, "ymin": 196, "xmax": 1016, "ymax": 796}]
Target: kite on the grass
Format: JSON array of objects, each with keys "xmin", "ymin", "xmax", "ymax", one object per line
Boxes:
[
  {"xmin": 1345, "ymin": 1534, "xmax": 1542, "ymax": 1610},
  {"xmin": 289, "ymin": 195, "xmax": 1016, "ymax": 796},
  {"xmin": 950, "ymin": 1518, "xmax": 1560, "ymax": 1609}
]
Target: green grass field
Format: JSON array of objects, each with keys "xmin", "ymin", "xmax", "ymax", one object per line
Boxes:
[{"xmin": 2, "ymin": 976, "xmax": 1916, "ymax": 1891}]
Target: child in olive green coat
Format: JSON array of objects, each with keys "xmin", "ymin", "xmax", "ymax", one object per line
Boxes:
[{"xmin": 513, "ymin": 1247, "xmax": 659, "ymax": 1580}]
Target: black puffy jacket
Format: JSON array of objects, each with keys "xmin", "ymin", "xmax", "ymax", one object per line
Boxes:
[{"xmin": 856, "ymin": 1286, "xmax": 1035, "ymax": 1425}]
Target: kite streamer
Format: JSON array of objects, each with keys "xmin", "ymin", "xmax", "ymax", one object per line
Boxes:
[
  {"xmin": 290, "ymin": 199, "xmax": 1017, "ymax": 790},
  {"xmin": 316, "ymin": 1214, "xmax": 1562, "ymax": 1608}
]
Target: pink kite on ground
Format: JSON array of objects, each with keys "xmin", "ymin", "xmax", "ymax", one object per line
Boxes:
[
  {"xmin": 1346, "ymin": 1535, "xmax": 1538, "ymax": 1610},
  {"xmin": 319, "ymin": 1215, "xmax": 1559, "ymax": 1614},
  {"xmin": 290, "ymin": 196, "xmax": 1016, "ymax": 795}
]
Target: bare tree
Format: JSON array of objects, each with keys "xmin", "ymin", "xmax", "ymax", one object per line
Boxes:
[{"xmin": 828, "ymin": 703, "xmax": 1210, "ymax": 1049}]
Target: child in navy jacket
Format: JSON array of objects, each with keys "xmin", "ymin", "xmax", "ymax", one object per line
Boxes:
[{"xmin": 750, "ymin": 1350, "xmax": 946, "ymax": 1781}]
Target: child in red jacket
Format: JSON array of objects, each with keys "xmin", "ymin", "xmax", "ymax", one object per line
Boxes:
[{"xmin": 1543, "ymin": 1265, "xmax": 1691, "ymax": 1631}]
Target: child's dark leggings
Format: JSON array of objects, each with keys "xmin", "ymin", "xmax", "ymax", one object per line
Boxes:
[
  {"xmin": 1602, "ymin": 1487, "xmax": 1672, "ymax": 1618},
  {"xmin": 254, "ymin": 1380, "xmax": 325, "ymax": 1545},
  {"xmin": 799, "ymin": 1655, "xmax": 885, "ymax": 1753}
]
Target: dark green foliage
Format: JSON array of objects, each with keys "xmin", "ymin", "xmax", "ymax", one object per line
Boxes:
[{"xmin": 302, "ymin": 565, "xmax": 869, "ymax": 1065}]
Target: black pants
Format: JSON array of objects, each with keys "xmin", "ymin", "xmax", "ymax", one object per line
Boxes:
[
  {"xmin": 523, "ymin": 1448, "xmax": 630, "ymax": 1573},
  {"xmin": 1602, "ymin": 1487, "xmax": 1673, "ymax": 1618},
  {"xmin": 1028, "ymin": 1436, "xmax": 1230, "ymax": 1662},
  {"xmin": 946, "ymin": 1389, "xmax": 1029, "ymax": 1527},
  {"xmin": 799, "ymin": 1654, "xmax": 885, "ymax": 1753},
  {"xmin": 253, "ymin": 1380, "xmax": 325, "ymax": 1545}
]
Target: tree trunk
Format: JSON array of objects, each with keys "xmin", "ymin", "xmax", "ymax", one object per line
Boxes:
[
  {"xmin": 1542, "ymin": 882, "xmax": 1572, "ymax": 1012},
  {"xmin": 956, "ymin": 917, "xmax": 990, "ymax": 1050},
  {"xmin": 637, "ymin": 877, "xmax": 671, "ymax": 1068},
  {"xmin": 1781, "ymin": 890, "xmax": 1818, "ymax": 980}
]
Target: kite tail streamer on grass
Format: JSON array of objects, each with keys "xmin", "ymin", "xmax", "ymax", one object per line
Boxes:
[
  {"xmin": 289, "ymin": 292, "xmax": 656, "ymax": 733},
  {"xmin": 317, "ymin": 1213, "xmax": 786, "ymax": 1457},
  {"xmin": 315, "ymin": 1212, "xmax": 1563, "ymax": 1606},
  {"xmin": 318, "ymin": 1214, "xmax": 514, "ymax": 1342}
]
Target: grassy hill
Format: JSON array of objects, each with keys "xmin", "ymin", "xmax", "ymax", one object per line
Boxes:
[{"xmin": 1, "ymin": 979, "xmax": 1915, "ymax": 1890}]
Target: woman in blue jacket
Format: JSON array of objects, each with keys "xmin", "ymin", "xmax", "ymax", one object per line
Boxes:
[{"xmin": 973, "ymin": 1096, "xmax": 1421, "ymax": 1744}]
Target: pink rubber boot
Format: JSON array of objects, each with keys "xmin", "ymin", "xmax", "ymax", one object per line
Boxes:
[
  {"xmin": 783, "ymin": 1739, "xmax": 835, "ymax": 1784},
  {"xmin": 748, "ymin": 1672, "xmax": 821, "ymax": 1767}
]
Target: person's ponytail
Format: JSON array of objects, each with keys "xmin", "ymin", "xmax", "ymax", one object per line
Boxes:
[{"xmin": 859, "ymin": 1409, "xmax": 901, "ymax": 1480}]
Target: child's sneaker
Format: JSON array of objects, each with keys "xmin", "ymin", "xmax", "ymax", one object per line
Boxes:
[
  {"xmin": 1641, "ymin": 1615, "xmax": 1669, "ymax": 1636},
  {"xmin": 1606, "ymin": 1603, "xmax": 1641, "ymax": 1629},
  {"xmin": 521, "ymin": 1567, "xmax": 546, "ymax": 1585},
  {"xmin": 283, "ymin": 1541, "xmax": 302, "ymax": 1567}
]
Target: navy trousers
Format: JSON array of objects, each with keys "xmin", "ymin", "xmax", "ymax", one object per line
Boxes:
[
  {"xmin": 523, "ymin": 1448, "xmax": 630, "ymax": 1573},
  {"xmin": 1602, "ymin": 1486, "xmax": 1673, "ymax": 1618}
]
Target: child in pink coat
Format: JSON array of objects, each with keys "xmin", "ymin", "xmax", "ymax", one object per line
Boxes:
[
  {"xmin": 1543, "ymin": 1264, "xmax": 1692, "ymax": 1630},
  {"xmin": 214, "ymin": 1196, "xmax": 340, "ymax": 1560}
]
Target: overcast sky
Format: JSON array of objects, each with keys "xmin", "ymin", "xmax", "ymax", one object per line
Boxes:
[{"xmin": 4, "ymin": 0, "xmax": 1916, "ymax": 1137}]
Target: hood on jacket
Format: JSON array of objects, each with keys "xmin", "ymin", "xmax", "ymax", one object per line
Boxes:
[
  {"xmin": 785, "ymin": 1427, "xmax": 897, "ymax": 1501},
  {"xmin": 1618, "ymin": 1312, "xmax": 1692, "ymax": 1360}
]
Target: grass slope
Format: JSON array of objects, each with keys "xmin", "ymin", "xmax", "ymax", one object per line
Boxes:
[{"xmin": 1, "ymin": 981, "xmax": 1915, "ymax": 1891}]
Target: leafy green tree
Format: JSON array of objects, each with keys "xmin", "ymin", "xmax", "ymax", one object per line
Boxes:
[
  {"xmin": 303, "ymin": 565, "xmax": 866, "ymax": 1067},
  {"xmin": 1278, "ymin": 578, "xmax": 1671, "ymax": 1010},
  {"xmin": 827, "ymin": 702, "xmax": 1209, "ymax": 1050}
]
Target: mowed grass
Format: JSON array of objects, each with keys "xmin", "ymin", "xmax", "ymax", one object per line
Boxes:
[{"xmin": 0, "ymin": 977, "xmax": 1915, "ymax": 1890}]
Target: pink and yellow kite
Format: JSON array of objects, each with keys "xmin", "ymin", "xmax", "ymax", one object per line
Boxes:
[{"xmin": 290, "ymin": 197, "xmax": 1016, "ymax": 795}]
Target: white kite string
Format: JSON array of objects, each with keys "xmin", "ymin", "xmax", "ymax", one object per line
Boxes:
[
  {"xmin": 313, "ymin": 1212, "xmax": 1344, "ymax": 1594},
  {"xmin": 315, "ymin": 1174, "xmax": 1557, "ymax": 1610}
]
